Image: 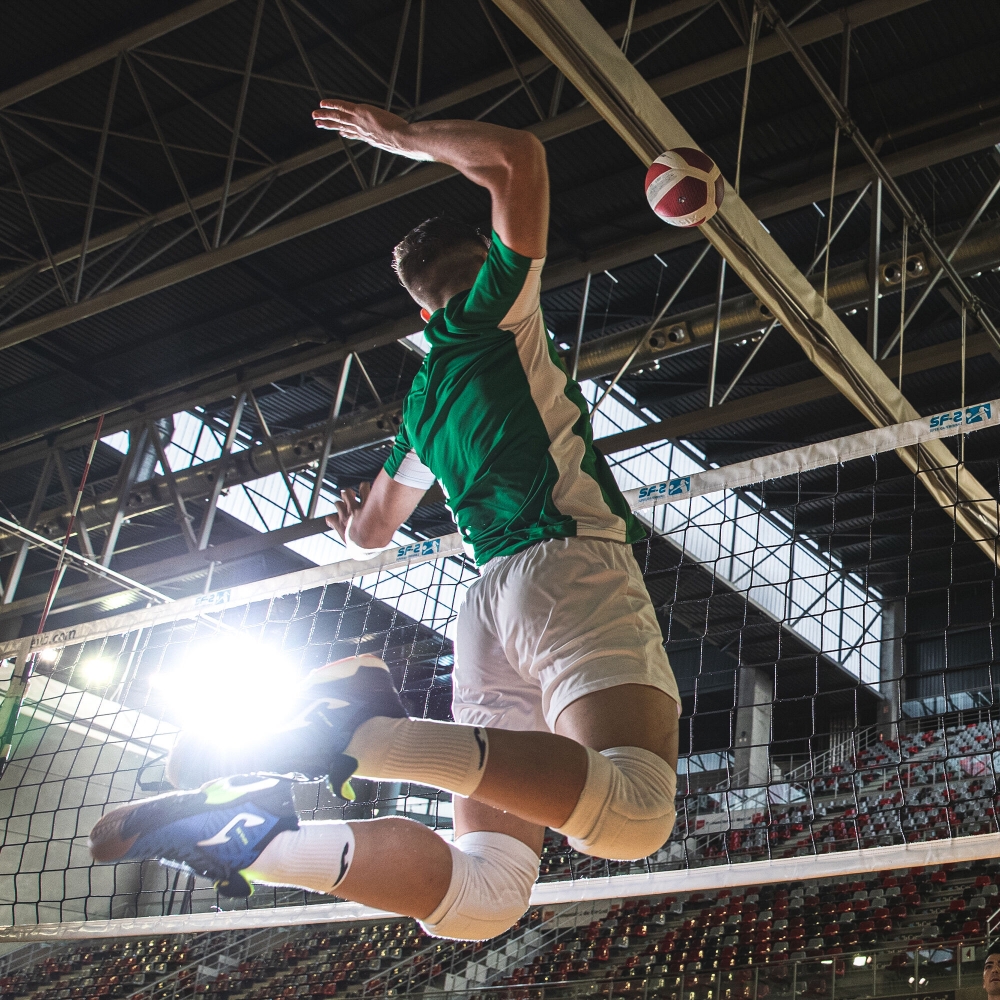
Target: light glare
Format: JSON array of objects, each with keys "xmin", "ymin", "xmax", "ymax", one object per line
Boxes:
[
  {"xmin": 154, "ymin": 637, "xmax": 298, "ymax": 745},
  {"xmin": 82, "ymin": 658, "xmax": 116, "ymax": 685}
]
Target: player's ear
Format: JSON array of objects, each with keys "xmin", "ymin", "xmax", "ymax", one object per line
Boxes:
[{"xmin": 420, "ymin": 307, "xmax": 432, "ymax": 323}]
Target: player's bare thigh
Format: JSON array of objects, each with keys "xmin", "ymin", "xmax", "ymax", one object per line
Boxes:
[
  {"xmin": 455, "ymin": 682, "xmax": 678, "ymax": 851},
  {"xmin": 554, "ymin": 683, "xmax": 678, "ymax": 770}
]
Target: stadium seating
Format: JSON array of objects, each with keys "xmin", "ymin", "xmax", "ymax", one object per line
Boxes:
[
  {"xmin": 0, "ymin": 857, "xmax": 994, "ymax": 1000},
  {"xmin": 2, "ymin": 717, "xmax": 998, "ymax": 999}
]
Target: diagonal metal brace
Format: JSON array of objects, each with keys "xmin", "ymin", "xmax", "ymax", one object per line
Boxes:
[{"xmin": 757, "ymin": 0, "xmax": 1000, "ymax": 358}]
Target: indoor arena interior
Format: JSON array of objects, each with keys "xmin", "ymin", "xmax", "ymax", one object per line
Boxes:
[{"xmin": 2, "ymin": 0, "xmax": 1000, "ymax": 998}]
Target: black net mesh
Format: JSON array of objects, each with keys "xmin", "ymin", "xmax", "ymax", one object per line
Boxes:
[{"xmin": 2, "ymin": 424, "xmax": 1000, "ymax": 928}]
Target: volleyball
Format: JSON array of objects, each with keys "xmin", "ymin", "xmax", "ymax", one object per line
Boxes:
[{"xmin": 644, "ymin": 147, "xmax": 725, "ymax": 227}]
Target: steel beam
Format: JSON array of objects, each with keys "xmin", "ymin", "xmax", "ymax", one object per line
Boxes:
[
  {"xmin": 1, "ymin": 453, "xmax": 54, "ymax": 604},
  {"xmin": 595, "ymin": 332, "xmax": 996, "ymax": 457},
  {"xmin": 3, "ymin": 332, "xmax": 989, "ymax": 624},
  {"xmin": 0, "ymin": 516, "xmax": 335, "ymax": 622},
  {"xmin": 5, "ymin": 112, "xmax": 998, "ymax": 476},
  {"xmin": 541, "ymin": 117, "xmax": 1000, "ymax": 291},
  {"xmin": 10, "ymin": 401, "xmax": 403, "ymax": 541},
  {"xmin": 0, "ymin": 0, "xmax": 240, "ymax": 111},
  {"xmin": 0, "ymin": 0, "xmax": 701, "ymax": 294},
  {"xmin": 0, "ymin": 0, "xmax": 932, "ymax": 354},
  {"xmin": 198, "ymin": 393, "xmax": 247, "ymax": 549},
  {"xmin": 494, "ymin": 0, "xmax": 1000, "ymax": 564},
  {"xmin": 573, "ymin": 216, "xmax": 1000, "ymax": 382}
]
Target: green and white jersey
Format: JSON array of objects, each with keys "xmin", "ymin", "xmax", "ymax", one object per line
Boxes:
[{"xmin": 383, "ymin": 232, "xmax": 643, "ymax": 565}]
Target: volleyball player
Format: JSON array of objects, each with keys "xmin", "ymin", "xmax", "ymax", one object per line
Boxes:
[{"xmin": 89, "ymin": 102, "xmax": 679, "ymax": 942}]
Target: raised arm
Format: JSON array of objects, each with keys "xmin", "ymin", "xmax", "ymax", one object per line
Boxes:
[{"xmin": 313, "ymin": 103, "xmax": 548, "ymax": 259}]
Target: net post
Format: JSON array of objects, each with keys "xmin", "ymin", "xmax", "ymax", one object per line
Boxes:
[{"xmin": 0, "ymin": 637, "xmax": 32, "ymax": 776}]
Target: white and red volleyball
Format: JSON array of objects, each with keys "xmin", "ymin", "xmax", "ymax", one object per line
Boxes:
[{"xmin": 644, "ymin": 148, "xmax": 725, "ymax": 228}]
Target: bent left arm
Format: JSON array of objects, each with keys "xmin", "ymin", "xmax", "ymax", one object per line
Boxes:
[{"xmin": 326, "ymin": 470, "xmax": 426, "ymax": 550}]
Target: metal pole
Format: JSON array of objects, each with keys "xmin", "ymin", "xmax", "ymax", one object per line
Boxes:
[
  {"xmin": 1, "ymin": 452, "xmax": 55, "ymax": 604},
  {"xmin": 213, "ymin": 0, "xmax": 265, "ymax": 247},
  {"xmin": 478, "ymin": 0, "xmax": 545, "ymax": 121},
  {"xmin": 823, "ymin": 22, "xmax": 850, "ymax": 301},
  {"xmin": 415, "ymin": 0, "xmax": 426, "ymax": 106},
  {"xmin": 370, "ymin": 0, "xmax": 413, "ymax": 185},
  {"xmin": 881, "ymin": 162, "xmax": 1000, "ymax": 359},
  {"xmin": 708, "ymin": 256, "xmax": 727, "ymax": 407},
  {"xmin": 73, "ymin": 54, "xmax": 121, "ymax": 303},
  {"xmin": 307, "ymin": 355, "xmax": 353, "ymax": 519},
  {"xmin": 125, "ymin": 54, "xmax": 211, "ymax": 252},
  {"xmin": 867, "ymin": 179, "xmax": 882, "ymax": 357},
  {"xmin": 898, "ymin": 221, "xmax": 908, "ymax": 390},
  {"xmin": 0, "ymin": 125, "xmax": 71, "ymax": 305},
  {"xmin": 100, "ymin": 425, "xmax": 149, "ymax": 567},
  {"xmin": 248, "ymin": 390, "xmax": 307, "ymax": 521},
  {"xmin": 760, "ymin": 0, "xmax": 1000, "ymax": 355},
  {"xmin": 52, "ymin": 449, "xmax": 95, "ymax": 560},
  {"xmin": 145, "ymin": 420, "xmax": 199, "ymax": 551},
  {"xmin": 960, "ymin": 302, "xmax": 967, "ymax": 466},
  {"xmin": 198, "ymin": 392, "xmax": 244, "ymax": 551},
  {"xmin": 571, "ymin": 272, "xmax": 591, "ymax": 381}
]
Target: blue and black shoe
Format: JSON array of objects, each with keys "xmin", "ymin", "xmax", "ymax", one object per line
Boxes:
[
  {"xmin": 166, "ymin": 654, "xmax": 407, "ymax": 799},
  {"xmin": 88, "ymin": 773, "xmax": 299, "ymax": 898}
]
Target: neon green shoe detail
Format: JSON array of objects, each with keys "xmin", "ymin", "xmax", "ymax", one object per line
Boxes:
[
  {"xmin": 215, "ymin": 872, "xmax": 253, "ymax": 897},
  {"xmin": 202, "ymin": 775, "xmax": 281, "ymax": 806}
]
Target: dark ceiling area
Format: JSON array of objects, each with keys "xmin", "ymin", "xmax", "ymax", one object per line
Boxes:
[{"xmin": 2, "ymin": 0, "xmax": 1000, "ymax": 732}]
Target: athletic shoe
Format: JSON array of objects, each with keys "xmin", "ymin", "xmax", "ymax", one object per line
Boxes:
[
  {"xmin": 88, "ymin": 773, "xmax": 299, "ymax": 898},
  {"xmin": 166, "ymin": 654, "xmax": 407, "ymax": 798}
]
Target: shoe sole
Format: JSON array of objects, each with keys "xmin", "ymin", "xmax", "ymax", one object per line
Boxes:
[
  {"xmin": 304, "ymin": 654, "xmax": 391, "ymax": 685},
  {"xmin": 88, "ymin": 776, "xmax": 291, "ymax": 864},
  {"xmin": 89, "ymin": 797, "xmax": 151, "ymax": 863}
]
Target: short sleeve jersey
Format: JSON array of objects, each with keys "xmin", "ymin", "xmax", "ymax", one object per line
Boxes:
[{"xmin": 383, "ymin": 232, "xmax": 643, "ymax": 565}]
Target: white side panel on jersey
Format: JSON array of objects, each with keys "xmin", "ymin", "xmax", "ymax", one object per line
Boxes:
[{"xmin": 500, "ymin": 258, "xmax": 629, "ymax": 543}]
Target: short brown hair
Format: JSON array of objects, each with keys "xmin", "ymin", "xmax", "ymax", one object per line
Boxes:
[{"xmin": 392, "ymin": 217, "xmax": 490, "ymax": 304}]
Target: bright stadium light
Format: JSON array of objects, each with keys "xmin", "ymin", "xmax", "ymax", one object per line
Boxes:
[
  {"xmin": 36, "ymin": 648, "xmax": 59, "ymax": 665},
  {"xmin": 151, "ymin": 636, "xmax": 299, "ymax": 743},
  {"xmin": 853, "ymin": 955, "xmax": 869, "ymax": 967},
  {"xmin": 82, "ymin": 657, "xmax": 116, "ymax": 686}
]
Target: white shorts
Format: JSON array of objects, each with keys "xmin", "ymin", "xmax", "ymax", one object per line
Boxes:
[{"xmin": 452, "ymin": 536, "xmax": 680, "ymax": 733}]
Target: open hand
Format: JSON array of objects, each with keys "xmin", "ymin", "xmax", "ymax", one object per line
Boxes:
[
  {"xmin": 325, "ymin": 481, "xmax": 371, "ymax": 542},
  {"xmin": 312, "ymin": 100, "xmax": 415, "ymax": 155}
]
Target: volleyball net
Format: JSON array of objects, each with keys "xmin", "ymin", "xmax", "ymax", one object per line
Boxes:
[{"xmin": 1, "ymin": 390, "xmax": 999, "ymax": 938}]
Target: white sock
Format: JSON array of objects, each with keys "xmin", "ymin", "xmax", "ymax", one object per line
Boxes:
[
  {"xmin": 246, "ymin": 822, "xmax": 355, "ymax": 894},
  {"xmin": 345, "ymin": 717, "xmax": 489, "ymax": 797}
]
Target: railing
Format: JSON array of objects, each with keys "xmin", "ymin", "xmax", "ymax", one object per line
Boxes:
[
  {"xmin": 120, "ymin": 923, "xmax": 303, "ymax": 1000},
  {"xmin": 360, "ymin": 902, "xmax": 609, "ymax": 997},
  {"xmin": 0, "ymin": 942, "xmax": 63, "ymax": 978}
]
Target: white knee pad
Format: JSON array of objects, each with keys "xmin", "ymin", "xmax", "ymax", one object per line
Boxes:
[
  {"xmin": 557, "ymin": 746, "xmax": 677, "ymax": 861},
  {"xmin": 419, "ymin": 832, "xmax": 539, "ymax": 941}
]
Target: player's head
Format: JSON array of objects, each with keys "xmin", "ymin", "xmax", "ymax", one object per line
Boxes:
[
  {"xmin": 984, "ymin": 942, "xmax": 1000, "ymax": 999},
  {"xmin": 393, "ymin": 217, "xmax": 490, "ymax": 312}
]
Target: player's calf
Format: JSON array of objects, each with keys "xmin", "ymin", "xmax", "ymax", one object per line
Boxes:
[{"xmin": 556, "ymin": 745, "xmax": 677, "ymax": 861}]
